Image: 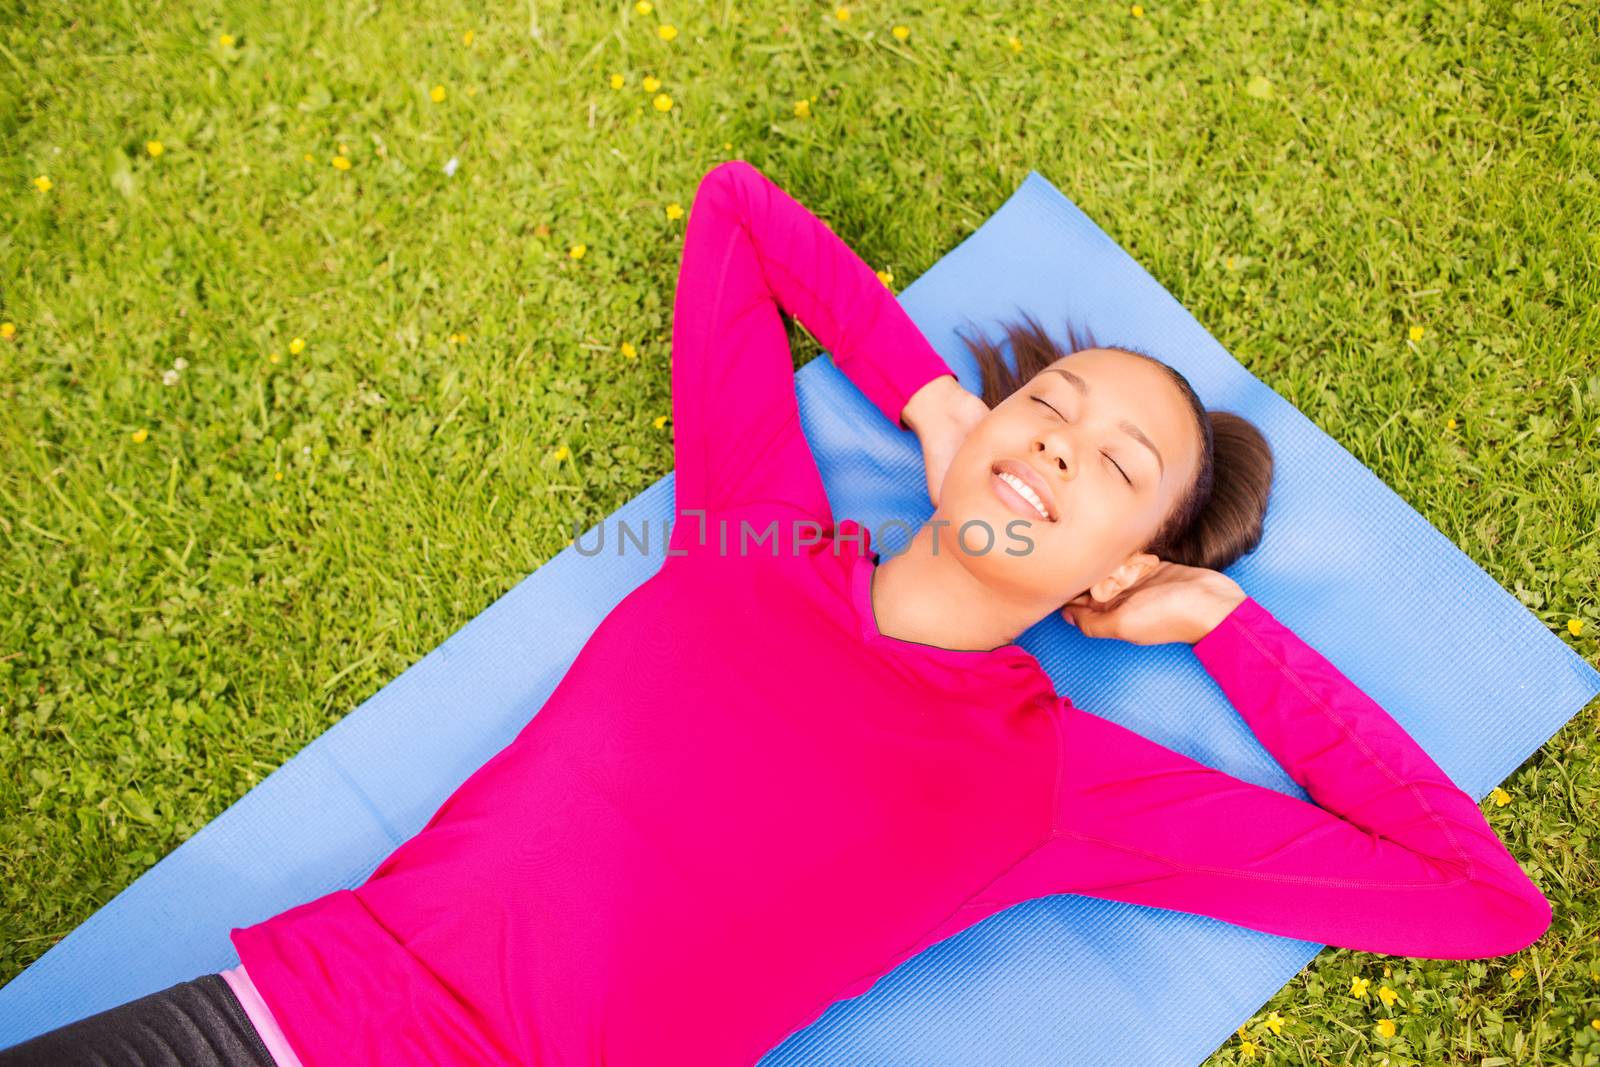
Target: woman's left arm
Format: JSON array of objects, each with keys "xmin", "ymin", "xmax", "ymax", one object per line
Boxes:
[{"xmin": 972, "ymin": 596, "xmax": 1553, "ymax": 960}]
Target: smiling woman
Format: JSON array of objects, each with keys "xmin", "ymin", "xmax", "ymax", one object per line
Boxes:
[
  {"xmin": 955, "ymin": 311, "xmax": 1276, "ymax": 584},
  {"xmin": 1, "ymin": 153, "xmax": 1559, "ymax": 1067}
]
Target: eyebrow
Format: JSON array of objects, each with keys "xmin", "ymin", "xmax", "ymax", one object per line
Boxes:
[{"xmin": 1040, "ymin": 366, "xmax": 1166, "ymax": 480}]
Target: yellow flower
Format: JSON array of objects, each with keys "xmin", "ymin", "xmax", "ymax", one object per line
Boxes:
[
  {"xmin": 1567, "ymin": 618, "xmax": 1584, "ymax": 636},
  {"xmin": 642, "ymin": 74, "xmax": 662, "ymax": 93},
  {"xmin": 1510, "ymin": 966, "xmax": 1526, "ymax": 979},
  {"xmin": 268, "ymin": 351, "xmax": 281, "ymax": 364},
  {"xmin": 553, "ymin": 445, "xmax": 571, "ymax": 461},
  {"xmin": 653, "ymin": 93, "xmax": 673, "ymax": 111},
  {"xmin": 339, "ymin": 143, "xmax": 348, "ymax": 154},
  {"xmin": 431, "ymin": 84, "xmax": 447, "ymax": 102},
  {"xmin": 219, "ymin": 33, "xmax": 235, "ymax": 47},
  {"xmin": 569, "ymin": 243, "xmax": 587, "ymax": 259},
  {"xmin": 1377, "ymin": 1018, "xmax": 1396, "ymax": 1038},
  {"xmin": 835, "ymin": 6, "xmax": 850, "ymax": 19},
  {"xmin": 289, "ymin": 337, "xmax": 306, "ymax": 354},
  {"xmin": 332, "ymin": 155, "xmax": 352, "ymax": 170},
  {"xmin": 876, "ymin": 269, "xmax": 893, "ymax": 287},
  {"xmin": 467, "ymin": 85, "xmax": 477, "ymax": 96},
  {"xmin": 33, "ymin": 175, "xmax": 52, "ymax": 192},
  {"xmin": 1225, "ymin": 255, "xmax": 1237, "ymax": 270},
  {"xmin": 635, "ymin": 0, "xmax": 653, "ymax": 13},
  {"xmin": 665, "ymin": 202, "xmax": 684, "ymax": 220},
  {"xmin": 0, "ymin": 322, "xmax": 14, "ymax": 339},
  {"xmin": 1007, "ymin": 35, "xmax": 1023, "ymax": 53},
  {"xmin": 1592, "ymin": 1019, "xmax": 1600, "ymax": 1031},
  {"xmin": 1350, "ymin": 976, "xmax": 1370, "ymax": 999},
  {"xmin": 652, "ymin": 415, "xmax": 669, "ymax": 429},
  {"xmin": 892, "ymin": 25, "xmax": 910, "ymax": 40},
  {"xmin": 274, "ymin": 470, "xmax": 284, "ymax": 481},
  {"xmin": 621, "ymin": 342, "xmax": 638, "ymax": 359},
  {"xmin": 722, "ymin": 140, "xmax": 732, "ymax": 150},
  {"xmin": 610, "ymin": 72, "xmax": 625, "ymax": 89},
  {"xmin": 1446, "ymin": 417, "xmax": 1457, "ymax": 429},
  {"xmin": 1261, "ymin": 1011, "xmax": 1285, "ymax": 1035},
  {"xmin": 1377, "ymin": 985, "xmax": 1399, "ymax": 1006},
  {"xmin": 1237, "ymin": 1039, "xmax": 1257, "ymax": 1060},
  {"xmin": 1131, "ymin": 4, "xmax": 1145, "ymax": 16},
  {"xmin": 303, "ymin": 152, "xmax": 314, "ymax": 163},
  {"xmin": 1382, "ymin": 964, "xmax": 1391, "ymax": 977},
  {"xmin": 1409, "ymin": 324, "xmax": 1425, "ymax": 341},
  {"xmin": 131, "ymin": 428, "xmax": 149, "ymax": 443},
  {"xmin": 1491, "ymin": 786, "xmax": 1511, "ymax": 807},
  {"xmin": 657, "ymin": 24, "xmax": 678, "ymax": 41},
  {"xmin": 463, "ymin": 30, "xmax": 475, "ymax": 45},
  {"xmin": 146, "ymin": 140, "xmax": 164, "ymax": 157},
  {"xmin": 794, "ymin": 98, "xmax": 811, "ymax": 118}
]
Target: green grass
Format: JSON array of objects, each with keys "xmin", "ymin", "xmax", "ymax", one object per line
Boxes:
[{"xmin": 3, "ymin": 0, "xmax": 1597, "ymax": 1061}]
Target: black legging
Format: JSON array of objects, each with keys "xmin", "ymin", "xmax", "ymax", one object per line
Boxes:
[{"xmin": 0, "ymin": 974, "xmax": 273, "ymax": 1067}]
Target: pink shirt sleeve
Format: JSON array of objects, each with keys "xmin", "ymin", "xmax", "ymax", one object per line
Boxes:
[
  {"xmin": 974, "ymin": 595, "xmax": 1553, "ymax": 960},
  {"xmin": 220, "ymin": 963, "xmax": 306, "ymax": 1067},
  {"xmin": 668, "ymin": 160, "xmax": 957, "ymax": 525}
]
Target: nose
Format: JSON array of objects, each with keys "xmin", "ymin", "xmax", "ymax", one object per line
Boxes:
[{"xmin": 1031, "ymin": 432, "xmax": 1076, "ymax": 481}]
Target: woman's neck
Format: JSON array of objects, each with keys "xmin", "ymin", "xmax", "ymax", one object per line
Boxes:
[{"xmin": 869, "ymin": 522, "xmax": 1045, "ymax": 653}]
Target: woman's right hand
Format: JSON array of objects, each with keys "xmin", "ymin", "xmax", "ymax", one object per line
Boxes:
[{"xmin": 900, "ymin": 374, "xmax": 990, "ymax": 508}]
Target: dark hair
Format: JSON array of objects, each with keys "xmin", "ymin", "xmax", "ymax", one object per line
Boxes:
[{"xmin": 955, "ymin": 310, "xmax": 1274, "ymax": 574}]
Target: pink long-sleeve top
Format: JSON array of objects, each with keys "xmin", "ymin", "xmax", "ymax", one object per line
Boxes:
[{"xmin": 228, "ymin": 160, "xmax": 1552, "ymax": 1067}]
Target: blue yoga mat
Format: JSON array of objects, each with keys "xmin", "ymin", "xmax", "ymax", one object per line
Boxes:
[{"xmin": 3, "ymin": 171, "xmax": 1595, "ymax": 1064}]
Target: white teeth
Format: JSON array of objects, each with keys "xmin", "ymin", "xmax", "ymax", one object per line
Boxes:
[{"xmin": 998, "ymin": 471, "xmax": 1050, "ymax": 521}]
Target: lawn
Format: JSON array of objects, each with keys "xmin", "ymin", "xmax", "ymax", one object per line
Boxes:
[{"xmin": 3, "ymin": 0, "xmax": 1597, "ymax": 1062}]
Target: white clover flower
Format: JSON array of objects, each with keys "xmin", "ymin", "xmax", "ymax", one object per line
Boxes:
[
  {"xmin": 173, "ymin": 356, "xmax": 189, "ymax": 370},
  {"xmin": 162, "ymin": 368, "xmax": 180, "ymax": 386},
  {"xmin": 443, "ymin": 156, "xmax": 460, "ymax": 177}
]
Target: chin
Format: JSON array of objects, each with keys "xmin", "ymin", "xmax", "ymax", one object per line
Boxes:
[{"xmin": 937, "ymin": 484, "xmax": 1050, "ymax": 567}]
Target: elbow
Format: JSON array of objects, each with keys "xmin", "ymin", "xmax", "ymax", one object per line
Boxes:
[
  {"xmin": 1440, "ymin": 867, "xmax": 1554, "ymax": 960},
  {"xmin": 696, "ymin": 158, "xmax": 761, "ymax": 204},
  {"xmin": 1502, "ymin": 882, "xmax": 1554, "ymax": 955},
  {"xmin": 1480, "ymin": 894, "xmax": 1552, "ymax": 960},
  {"xmin": 1482, "ymin": 853, "xmax": 1556, "ymax": 957}
]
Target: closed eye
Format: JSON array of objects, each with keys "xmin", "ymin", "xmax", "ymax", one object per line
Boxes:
[{"xmin": 1031, "ymin": 395, "xmax": 1133, "ymax": 487}]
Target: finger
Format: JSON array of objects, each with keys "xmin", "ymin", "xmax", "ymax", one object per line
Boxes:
[{"xmin": 1062, "ymin": 604, "xmax": 1098, "ymax": 634}]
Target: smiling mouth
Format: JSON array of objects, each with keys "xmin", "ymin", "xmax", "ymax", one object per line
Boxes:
[{"xmin": 990, "ymin": 462, "xmax": 1058, "ymax": 523}]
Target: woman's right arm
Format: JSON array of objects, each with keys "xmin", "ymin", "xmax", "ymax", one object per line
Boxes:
[
  {"xmin": 670, "ymin": 160, "xmax": 959, "ymax": 521},
  {"xmin": 972, "ymin": 596, "xmax": 1553, "ymax": 960}
]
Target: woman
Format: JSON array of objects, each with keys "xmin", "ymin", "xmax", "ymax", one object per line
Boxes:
[{"xmin": 2, "ymin": 160, "xmax": 1552, "ymax": 1067}]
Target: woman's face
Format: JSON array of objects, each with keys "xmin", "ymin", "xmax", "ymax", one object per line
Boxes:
[{"xmin": 932, "ymin": 348, "xmax": 1204, "ymax": 608}]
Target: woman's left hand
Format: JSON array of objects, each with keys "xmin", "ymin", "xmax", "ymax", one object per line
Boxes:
[
  {"xmin": 1061, "ymin": 562, "xmax": 1247, "ymax": 646},
  {"xmin": 900, "ymin": 375, "xmax": 990, "ymax": 508}
]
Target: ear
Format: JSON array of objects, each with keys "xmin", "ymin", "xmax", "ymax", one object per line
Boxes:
[{"xmin": 1084, "ymin": 552, "xmax": 1163, "ymax": 605}]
